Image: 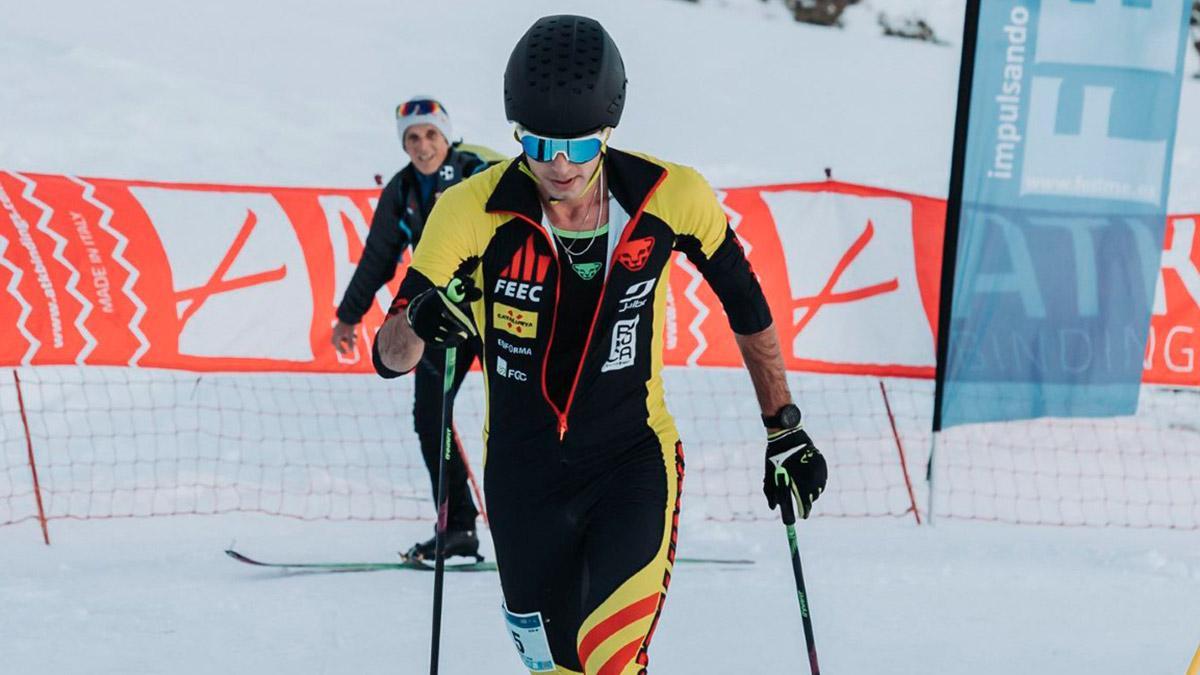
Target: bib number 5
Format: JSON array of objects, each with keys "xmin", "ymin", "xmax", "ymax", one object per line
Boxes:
[{"xmin": 501, "ymin": 604, "xmax": 556, "ymax": 672}]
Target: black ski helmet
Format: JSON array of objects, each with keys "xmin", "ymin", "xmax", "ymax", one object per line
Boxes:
[{"xmin": 504, "ymin": 15, "xmax": 626, "ymax": 138}]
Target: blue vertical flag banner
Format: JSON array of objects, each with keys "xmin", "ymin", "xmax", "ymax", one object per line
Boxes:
[{"xmin": 936, "ymin": 0, "xmax": 1193, "ymax": 429}]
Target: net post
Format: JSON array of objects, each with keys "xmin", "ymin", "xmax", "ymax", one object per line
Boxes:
[
  {"xmin": 878, "ymin": 380, "xmax": 921, "ymax": 524},
  {"xmin": 13, "ymin": 370, "xmax": 50, "ymax": 545}
]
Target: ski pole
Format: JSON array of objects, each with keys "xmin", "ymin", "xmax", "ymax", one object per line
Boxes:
[
  {"xmin": 429, "ymin": 278, "xmax": 466, "ymax": 675},
  {"xmin": 775, "ymin": 474, "xmax": 820, "ymax": 675}
]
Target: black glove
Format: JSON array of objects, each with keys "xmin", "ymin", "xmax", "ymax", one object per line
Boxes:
[
  {"xmin": 763, "ymin": 425, "xmax": 827, "ymax": 519},
  {"xmin": 405, "ymin": 276, "xmax": 481, "ymax": 347}
]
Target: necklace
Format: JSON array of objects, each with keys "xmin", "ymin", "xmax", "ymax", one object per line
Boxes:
[{"xmin": 551, "ymin": 173, "xmax": 606, "ymax": 261}]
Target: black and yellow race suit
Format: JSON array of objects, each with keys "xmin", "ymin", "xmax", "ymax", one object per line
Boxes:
[{"xmin": 374, "ymin": 148, "xmax": 772, "ymax": 674}]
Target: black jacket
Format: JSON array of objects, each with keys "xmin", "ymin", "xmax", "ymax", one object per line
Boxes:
[{"xmin": 335, "ymin": 147, "xmax": 489, "ymax": 324}]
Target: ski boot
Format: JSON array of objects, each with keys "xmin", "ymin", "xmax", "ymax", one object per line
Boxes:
[{"xmin": 402, "ymin": 529, "xmax": 483, "ymax": 563}]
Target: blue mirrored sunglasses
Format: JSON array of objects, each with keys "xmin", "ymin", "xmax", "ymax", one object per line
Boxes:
[{"xmin": 518, "ymin": 131, "xmax": 605, "ymax": 164}]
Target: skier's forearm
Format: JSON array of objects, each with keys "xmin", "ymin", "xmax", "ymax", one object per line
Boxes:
[
  {"xmin": 734, "ymin": 324, "xmax": 793, "ymax": 420},
  {"xmin": 339, "ymin": 229, "xmax": 404, "ymax": 324},
  {"xmin": 341, "ymin": 177, "xmax": 407, "ymax": 324},
  {"xmin": 337, "ymin": 272, "xmax": 382, "ymax": 325},
  {"xmin": 375, "ymin": 314, "xmax": 424, "ymax": 375}
]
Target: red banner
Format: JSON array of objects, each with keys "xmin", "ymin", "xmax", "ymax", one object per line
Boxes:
[
  {"xmin": 1, "ymin": 170, "xmax": 1195, "ymax": 385},
  {"xmin": 0, "ymin": 172, "xmax": 384, "ymax": 372},
  {"xmin": 1145, "ymin": 214, "xmax": 1200, "ymax": 386}
]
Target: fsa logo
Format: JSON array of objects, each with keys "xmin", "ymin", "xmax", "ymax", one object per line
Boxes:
[
  {"xmin": 601, "ymin": 316, "xmax": 640, "ymax": 372},
  {"xmin": 618, "ymin": 279, "xmax": 655, "ymax": 312}
]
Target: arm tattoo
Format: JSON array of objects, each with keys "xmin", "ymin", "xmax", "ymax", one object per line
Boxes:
[{"xmin": 733, "ymin": 323, "xmax": 794, "ymax": 416}]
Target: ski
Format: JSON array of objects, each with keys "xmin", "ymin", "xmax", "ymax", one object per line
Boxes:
[
  {"xmin": 674, "ymin": 556, "xmax": 756, "ymax": 566},
  {"xmin": 225, "ymin": 549, "xmax": 754, "ymax": 574},
  {"xmin": 224, "ymin": 549, "xmax": 495, "ymax": 573}
]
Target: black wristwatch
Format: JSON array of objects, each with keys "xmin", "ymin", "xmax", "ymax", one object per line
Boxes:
[{"xmin": 762, "ymin": 403, "xmax": 802, "ymax": 430}]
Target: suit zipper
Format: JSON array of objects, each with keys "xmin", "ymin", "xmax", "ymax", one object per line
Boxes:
[{"xmin": 493, "ymin": 170, "xmax": 666, "ymax": 441}]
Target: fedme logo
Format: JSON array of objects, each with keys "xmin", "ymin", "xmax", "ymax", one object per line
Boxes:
[
  {"xmin": 950, "ymin": 0, "xmax": 1192, "ymax": 385},
  {"xmin": 1017, "ymin": 0, "xmax": 1187, "ymax": 205}
]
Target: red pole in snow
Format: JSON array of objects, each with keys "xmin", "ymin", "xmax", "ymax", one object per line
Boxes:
[
  {"xmin": 879, "ymin": 380, "xmax": 921, "ymax": 525},
  {"xmin": 13, "ymin": 370, "xmax": 50, "ymax": 545}
]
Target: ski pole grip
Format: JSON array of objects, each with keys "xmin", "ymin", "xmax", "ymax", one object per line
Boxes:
[
  {"xmin": 778, "ymin": 484, "xmax": 797, "ymax": 526},
  {"xmin": 445, "ymin": 278, "xmax": 466, "ymax": 303}
]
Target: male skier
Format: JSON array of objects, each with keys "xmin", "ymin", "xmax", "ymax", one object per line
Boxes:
[{"xmin": 374, "ymin": 16, "xmax": 828, "ymax": 674}]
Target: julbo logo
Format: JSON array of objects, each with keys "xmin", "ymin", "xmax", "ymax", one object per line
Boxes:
[{"xmin": 619, "ymin": 279, "xmax": 656, "ymax": 312}]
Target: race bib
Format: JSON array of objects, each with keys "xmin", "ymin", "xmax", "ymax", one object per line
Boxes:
[{"xmin": 501, "ymin": 604, "xmax": 555, "ymax": 672}]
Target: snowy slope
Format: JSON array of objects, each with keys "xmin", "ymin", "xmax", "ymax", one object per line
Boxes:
[
  {"xmin": 2, "ymin": 515, "xmax": 1198, "ymax": 675},
  {"xmin": 2, "ymin": 0, "xmax": 1197, "ymax": 208},
  {"xmin": 2, "ymin": 2, "xmax": 1199, "ymax": 674}
]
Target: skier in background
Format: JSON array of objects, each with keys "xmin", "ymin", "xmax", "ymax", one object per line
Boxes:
[{"xmin": 332, "ymin": 97, "xmax": 496, "ymax": 562}]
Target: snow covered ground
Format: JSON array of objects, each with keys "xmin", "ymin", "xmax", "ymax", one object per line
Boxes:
[
  {"xmin": 3, "ymin": 0, "xmax": 1199, "ymax": 673},
  {"xmin": 2, "ymin": 514, "xmax": 1198, "ymax": 675}
]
